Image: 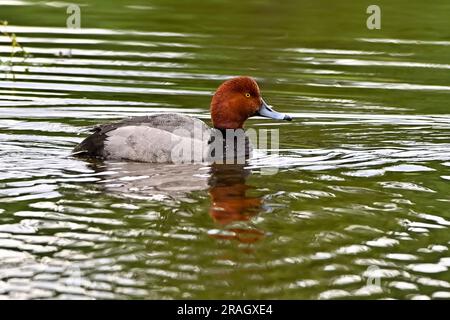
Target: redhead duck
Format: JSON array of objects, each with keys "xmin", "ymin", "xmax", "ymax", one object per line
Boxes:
[{"xmin": 73, "ymin": 76, "xmax": 292, "ymax": 163}]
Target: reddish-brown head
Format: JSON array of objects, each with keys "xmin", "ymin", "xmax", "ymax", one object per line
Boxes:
[
  {"xmin": 210, "ymin": 76, "xmax": 292, "ymax": 129},
  {"xmin": 210, "ymin": 77, "xmax": 262, "ymax": 129}
]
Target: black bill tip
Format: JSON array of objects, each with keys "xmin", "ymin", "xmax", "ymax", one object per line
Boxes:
[{"xmin": 283, "ymin": 115, "xmax": 293, "ymax": 121}]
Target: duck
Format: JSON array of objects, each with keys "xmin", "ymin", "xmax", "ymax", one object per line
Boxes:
[{"xmin": 72, "ymin": 76, "xmax": 292, "ymax": 163}]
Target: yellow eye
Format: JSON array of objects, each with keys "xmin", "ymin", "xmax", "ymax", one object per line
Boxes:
[{"xmin": 245, "ymin": 93, "xmax": 251, "ymax": 98}]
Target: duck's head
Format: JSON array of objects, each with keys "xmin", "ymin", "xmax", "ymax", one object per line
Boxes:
[{"xmin": 210, "ymin": 76, "xmax": 292, "ymax": 129}]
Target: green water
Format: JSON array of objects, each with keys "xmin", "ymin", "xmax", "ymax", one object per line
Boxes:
[{"xmin": 0, "ymin": 0, "xmax": 450, "ymax": 299}]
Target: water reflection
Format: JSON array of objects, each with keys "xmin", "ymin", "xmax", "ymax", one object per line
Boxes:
[
  {"xmin": 86, "ymin": 160, "xmax": 209, "ymax": 200},
  {"xmin": 1, "ymin": 0, "xmax": 450, "ymax": 300},
  {"xmin": 208, "ymin": 164, "xmax": 264, "ymax": 243},
  {"xmin": 83, "ymin": 160, "xmax": 265, "ymax": 243}
]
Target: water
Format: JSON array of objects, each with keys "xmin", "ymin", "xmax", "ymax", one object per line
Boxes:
[{"xmin": 0, "ymin": 0, "xmax": 449, "ymax": 299}]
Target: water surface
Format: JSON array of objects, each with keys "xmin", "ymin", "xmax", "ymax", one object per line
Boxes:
[{"xmin": 0, "ymin": 0, "xmax": 450, "ymax": 299}]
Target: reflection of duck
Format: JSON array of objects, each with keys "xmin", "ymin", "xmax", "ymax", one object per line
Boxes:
[
  {"xmin": 85, "ymin": 160, "xmax": 209, "ymax": 199},
  {"xmin": 81, "ymin": 160, "xmax": 266, "ymax": 242},
  {"xmin": 73, "ymin": 77, "xmax": 292, "ymax": 163},
  {"xmin": 208, "ymin": 164, "xmax": 265, "ymax": 243}
]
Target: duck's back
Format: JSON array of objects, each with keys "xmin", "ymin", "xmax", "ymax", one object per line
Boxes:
[{"xmin": 73, "ymin": 113, "xmax": 212, "ymax": 162}]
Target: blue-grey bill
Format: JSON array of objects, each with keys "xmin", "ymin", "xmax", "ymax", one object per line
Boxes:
[{"xmin": 258, "ymin": 99, "xmax": 292, "ymax": 121}]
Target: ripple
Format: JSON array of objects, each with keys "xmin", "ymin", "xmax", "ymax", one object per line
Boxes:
[
  {"xmin": 352, "ymin": 285, "xmax": 383, "ymax": 296},
  {"xmin": 366, "ymin": 237, "xmax": 399, "ymax": 248},
  {"xmin": 432, "ymin": 291, "xmax": 450, "ymax": 299},
  {"xmin": 385, "ymin": 253, "xmax": 418, "ymax": 261},
  {"xmin": 410, "ymin": 295, "xmax": 430, "ymax": 300},
  {"xmin": 1, "ymin": 25, "xmax": 203, "ymax": 37},
  {"xmin": 416, "ymin": 277, "xmax": 450, "ymax": 289},
  {"xmin": 336, "ymin": 245, "xmax": 370, "ymax": 255},
  {"xmin": 389, "ymin": 281, "xmax": 418, "ymax": 291},
  {"xmin": 384, "ymin": 164, "xmax": 435, "ymax": 172},
  {"xmin": 343, "ymin": 169, "xmax": 385, "ymax": 177},
  {"xmin": 0, "ymin": 80, "xmax": 210, "ymax": 96},
  {"xmin": 318, "ymin": 289, "xmax": 351, "ymax": 300},
  {"xmin": 358, "ymin": 38, "xmax": 450, "ymax": 46},
  {"xmin": 379, "ymin": 182, "xmax": 435, "ymax": 193},
  {"xmin": 407, "ymin": 264, "xmax": 448, "ymax": 274},
  {"xmin": 331, "ymin": 275, "xmax": 362, "ymax": 286},
  {"xmin": 309, "ymin": 79, "xmax": 450, "ymax": 92},
  {"xmin": 362, "ymin": 268, "xmax": 402, "ymax": 279}
]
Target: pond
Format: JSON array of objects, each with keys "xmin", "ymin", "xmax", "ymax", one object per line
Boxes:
[{"xmin": 0, "ymin": 0, "xmax": 449, "ymax": 299}]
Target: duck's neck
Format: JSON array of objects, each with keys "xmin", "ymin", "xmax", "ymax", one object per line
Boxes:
[{"xmin": 208, "ymin": 128, "xmax": 252, "ymax": 162}]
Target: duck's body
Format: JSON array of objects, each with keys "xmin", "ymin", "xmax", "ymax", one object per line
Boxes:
[
  {"xmin": 73, "ymin": 113, "xmax": 213, "ymax": 162},
  {"xmin": 73, "ymin": 77, "xmax": 292, "ymax": 163}
]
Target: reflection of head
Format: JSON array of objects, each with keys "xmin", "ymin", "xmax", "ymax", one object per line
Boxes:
[{"xmin": 208, "ymin": 164, "xmax": 264, "ymax": 243}]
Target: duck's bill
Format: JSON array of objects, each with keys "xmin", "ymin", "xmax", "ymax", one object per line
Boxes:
[{"xmin": 258, "ymin": 99, "xmax": 292, "ymax": 121}]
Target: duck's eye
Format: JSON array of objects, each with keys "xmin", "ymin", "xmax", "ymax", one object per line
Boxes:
[{"xmin": 245, "ymin": 93, "xmax": 251, "ymax": 98}]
